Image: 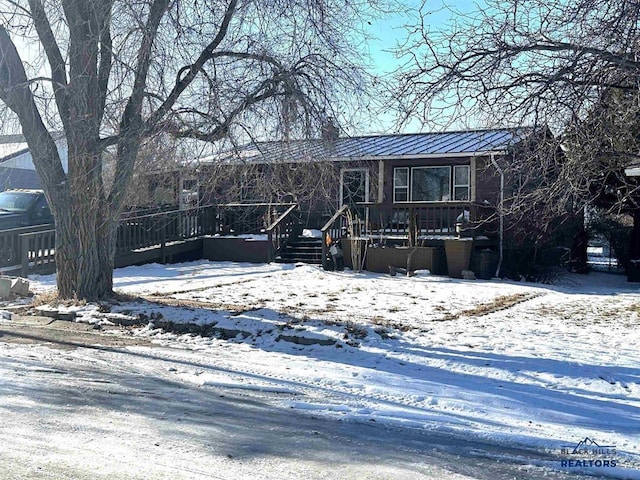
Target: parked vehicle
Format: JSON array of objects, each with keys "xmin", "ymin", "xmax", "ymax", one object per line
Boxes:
[{"xmin": 0, "ymin": 189, "xmax": 53, "ymax": 229}]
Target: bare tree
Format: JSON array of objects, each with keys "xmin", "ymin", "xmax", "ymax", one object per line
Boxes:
[
  {"xmin": 0, "ymin": 0, "xmax": 379, "ymax": 300},
  {"xmin": 392, "ymin": 0, "xmax": 640, "ymax": 269}
]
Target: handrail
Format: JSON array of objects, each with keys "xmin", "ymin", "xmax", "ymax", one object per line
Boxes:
[
  {"xmin": 266, "ymin": 204, "xmax": 300, "ymax": 263},
  {"xmin": 320, "ymin": 204, "xmax": 350, "ymax": 269},
  {"xmin": 266, "ymin": 204, "xmax": 298, "ymax": 231},
  {"xmin": 218, "ymin": 202, "xmax": 296, "ymax": 208},
  {"xmin": 320, "ymin": 204, "xmax": 349, "ymax": 233},
  {"xmin": 120, "ymin": 203, "xmax": 215, "ymax": 221}
]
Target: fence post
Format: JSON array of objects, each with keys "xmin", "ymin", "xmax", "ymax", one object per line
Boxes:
[
  {"xmin": 160, "ymin": 221, "xmax": 167, "ymax": 264},
  {"xmin": 20, "ymin": 234, "xmax": 29, "ymax": 277},
  {"xmin": 267, "ymin": 229, "xmax": 274, "ymax": 263}
]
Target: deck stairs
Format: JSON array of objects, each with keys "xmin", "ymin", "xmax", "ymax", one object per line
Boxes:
[{"xmin": 275, "ymin": 236, "xmax": 323, "ymax": 264}]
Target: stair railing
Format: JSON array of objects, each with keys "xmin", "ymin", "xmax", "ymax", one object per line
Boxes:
[
  {"xmin": 266, "ymin": 204, "xmax": 300, "ymax": 262},
  {"xmin": 320, "ymin": 204, "xmax": 350, "ymax": 269}
]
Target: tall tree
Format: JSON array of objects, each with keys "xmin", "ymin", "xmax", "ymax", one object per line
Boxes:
[
  {"xmin": 393, "ymin": 0, "xmax": 640, "ymax": 230},
  {"xmin": 0, "ymin": 0, "xmax": 377, "ymax": 300}
]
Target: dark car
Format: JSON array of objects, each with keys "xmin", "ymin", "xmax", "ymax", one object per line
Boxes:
[{"xmin": 0, "ymin": 189, "xmax": 53, "ymax": 230}]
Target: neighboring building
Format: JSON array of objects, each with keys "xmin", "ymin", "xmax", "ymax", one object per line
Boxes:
[{"xmin": 0, "ymin": 133, "xmax": 68, "ymax": 191}]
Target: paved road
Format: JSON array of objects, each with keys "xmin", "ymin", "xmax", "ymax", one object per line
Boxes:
[{"xmin": 0, "ymin": 317, "xmax": 607, "ymax": 479}]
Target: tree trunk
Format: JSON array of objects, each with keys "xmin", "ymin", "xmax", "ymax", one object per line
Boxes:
[
  {"xmin": 54, "ymin": 142, "xmax": 120, "ymax": 300},
  {"xmin": 55, "ymin": 203, "xmax": 117, "ymax": 300}
]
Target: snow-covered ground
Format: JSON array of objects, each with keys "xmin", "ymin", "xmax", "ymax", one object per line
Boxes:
[{"xmin": 20, "ymin": 261, "xmax": 640, "ymax": 478}]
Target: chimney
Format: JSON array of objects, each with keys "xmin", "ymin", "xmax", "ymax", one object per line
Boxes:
[{"xmin": 321, "ymin": 117, "xmax": 339, "ymax": 142}]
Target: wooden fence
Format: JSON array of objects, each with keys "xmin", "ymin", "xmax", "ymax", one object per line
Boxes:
[{"xmin": 0, "ymin": 203, "xmax": 298, "ymax": 276}]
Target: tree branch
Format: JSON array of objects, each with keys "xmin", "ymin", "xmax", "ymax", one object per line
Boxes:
[
  {"xmin": 146, "ymin": 0, "xmax": 239, "ymax": 126},
  {"xmin": 0, "ymin": 26, "xmax": 68, "ymax": 204},
  {"xmin": 96, "ymin": 1, "xmax": 114, "ymax": 127},
  {"xmin": 109, "ymin": 0, "xmax": 171, "ymax": 210},
  {"xmin": 27, "ymin": 0, "xmax": 70, "ymax": 125}
]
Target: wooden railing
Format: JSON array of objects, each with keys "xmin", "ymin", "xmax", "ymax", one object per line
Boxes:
[
  {"xmin": 116, "ymin": 205, "xmax": 218, "ymax": 255},
  {"xmin": 20, "ymin": 229, "xmax": 55, "ymax": 274},
  {"xmin": 1, "ymin": 202, "xmax": 299, "ymax": 276},
  {"xmin": 320, "ymin": 204, "xmax": 350, "ymax": 269},
  {"xmin": 266, "ymin": 204, "xmax": 301, "ymax": 262},
  {"xmin": 0, "ymin": 225, "xmax": 54, "ymax": 272},
  {"xmin": 214, "ymin": 202, "xmax": 296, "ymax": 235},
  {"xmin": 358, "ymin": 203, "xmax": 486, "ymax": 238}
]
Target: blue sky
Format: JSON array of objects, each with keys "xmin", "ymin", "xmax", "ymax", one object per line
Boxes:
[
  {"xmin": 366, "ymin": 1, "xmax": 484, "ymax": 75},
  {"xmin": 362, "ymin": 1, "xmax": 486, "ymax": 133}
]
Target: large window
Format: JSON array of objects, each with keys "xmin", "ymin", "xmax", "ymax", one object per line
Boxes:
[
  {"xmin": 393, "ymin": 165, "xmax": 470, "ymax": 202},
  {"xmin": 411, "ymin": 167, "xmax": 450, "ymax": 202}
]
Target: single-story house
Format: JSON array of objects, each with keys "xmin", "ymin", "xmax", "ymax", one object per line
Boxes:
[
  {"xmin": 199, "ymin": 127, "xmax": 536, "ymax": 233},
  {"xmin": 191, "ymin": 127, "xmax": 571, "ymax": 278}
]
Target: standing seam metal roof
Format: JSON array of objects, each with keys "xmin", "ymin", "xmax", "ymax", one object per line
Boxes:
[{"xmin": 211, "ymin": 128, "xmax": 533, "ymax": 164}]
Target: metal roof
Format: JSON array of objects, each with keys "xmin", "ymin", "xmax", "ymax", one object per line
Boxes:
[{"xmin": 208, "ymin": 128, "xmax": 533, "ymax": 165}]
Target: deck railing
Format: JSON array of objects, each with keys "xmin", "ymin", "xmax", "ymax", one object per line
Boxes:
[
  {"xmin": 0, "ymin": 225, "xmax": 55, "ymax": 271},
  {"xmin": 3, "ymin": 202, "xmax": 299, "ymax": 276},
  {"xmin": 320, "ymin": 204, "xmax": 350, "ymax": 269},
  {"xmin": 2, "ymin": 201, "xmax": 497, "ymax": 276},
  {"xmin": 320, "ymin": 202, "xmax": 498, "ymax": 245},
  {"xmin": 20, "ymin": 229, "xmax": 56, "ymax": 274},
  {"xmin": 266, "ymin": 204, "xmax": 301, "ymax": 262},
  {"xmin": 345, "ymin": 202, "xmax": 500, "ymax": 239},
  {"xmin": 376, "ymin": 203, "xmax": 476, "ymax": 237}
]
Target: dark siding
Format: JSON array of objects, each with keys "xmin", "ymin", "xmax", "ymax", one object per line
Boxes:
[{"xmin": 0, "ymin": 167, "xmax": 41, "ymax": 191}]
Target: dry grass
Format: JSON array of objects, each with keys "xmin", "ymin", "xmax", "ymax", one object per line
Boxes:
[
  {"xmin": 31, "ymin": 290, "xmax": 142, "ymax": 308},
  {"xmin": 439, "ymin": 293, "xmax": 536, "ymax": 321}
]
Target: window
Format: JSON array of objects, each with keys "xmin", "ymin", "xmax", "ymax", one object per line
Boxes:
[
  {"xmin": 453, "ymin": 165, "xmax": 470, "ymax": 201},
  {"xmin": 341, "ymin": 168, "xmax": 369, "ymax": 205},
  {"xmin": 393, "ymin": 167, "xmax": 409, "ymax": 202},
  {"xmin": 392, "ymin": 165, "xmax": 471, "ymax": 203},
  {"xmin": 411, "ymin": 166, "xmax": 450, "ymax": 202}
]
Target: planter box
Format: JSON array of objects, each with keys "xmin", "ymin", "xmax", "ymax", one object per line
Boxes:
[
  {"xmin": 444, "ymin": 238, "xmax": 474, "ymax": 278},
  {"xmin": 365, "ymin": 246, "xmax": 445, "ymax": 274},
  {"xmin": 340, "ymin": 238, "xmax": 368, "ymax": 270},
  {"xmin": 202, "ymin": 237, "xmax": 270, "ymax": 263}
]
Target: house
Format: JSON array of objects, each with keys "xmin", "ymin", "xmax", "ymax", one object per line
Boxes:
[
  {"xmin": 194, "ymin": 127, "xmax": 555, "ymax": 277},
  {"xmin": 200, "ymin": 128, "xmax": 537, "ymax": 228},
  {"xmin": 0, "ymin": 133, "xmax": 68, "ymax": 191}
]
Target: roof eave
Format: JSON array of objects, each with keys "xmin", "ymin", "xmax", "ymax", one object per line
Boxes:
[{"xmin": 202, "ymin": 149, "xmax": 511, "ymax": 165}]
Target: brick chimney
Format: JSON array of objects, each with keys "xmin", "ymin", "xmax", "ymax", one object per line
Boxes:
[{"xmin": 321, "ymin": 117, "xmax": 339, "ymax": 142}]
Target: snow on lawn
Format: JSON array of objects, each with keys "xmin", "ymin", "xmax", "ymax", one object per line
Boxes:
[{"xmin": 30, "ymin": 261, "xmax": 640, "ymax": 477}]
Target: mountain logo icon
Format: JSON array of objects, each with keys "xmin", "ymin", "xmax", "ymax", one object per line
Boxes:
[{"xmin": 568, "ymin": 437, "xmax": 616, "ymax": 455}]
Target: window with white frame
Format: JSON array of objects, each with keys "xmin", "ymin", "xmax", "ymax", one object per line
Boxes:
[
  {"xmin": 392, "ymin": 165, "xmax": 470, "ymax": 203},
  {"xmin": 393, "ymin": 167, "xmax": 409, "ymax": 202},
  {"xmin": 340, "ymin": 168, "xmax": 369, "ymax": 205},
  {"xmin": 453, "ymin": 165, "xmax": 470, "ymax": 201}
]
